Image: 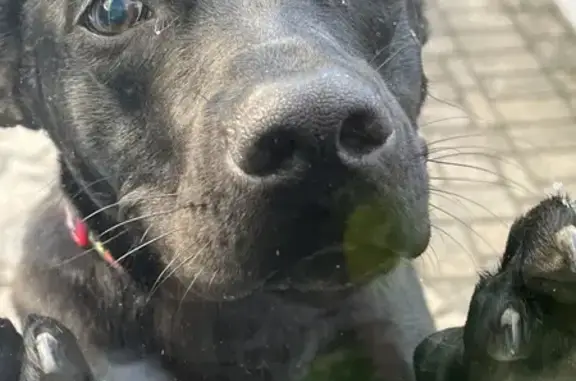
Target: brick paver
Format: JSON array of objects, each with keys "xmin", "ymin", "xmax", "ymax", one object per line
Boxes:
[
  {"xmin": 0, "ymin": 0, "xmax": 575, "ymax": 331},
  {"xmin": 417, "ymin": 0, "xmax": 576, "ymax": 329}
]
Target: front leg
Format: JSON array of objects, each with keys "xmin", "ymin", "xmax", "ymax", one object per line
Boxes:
[
  {"xmin": 19, "ymin": 314, "xmax": 95, "ymax": 381},
  {"xmin": 353, "ymin": 261, "xmax": 436, "ymax": 381},
  {"xmin": 412, "ymin": 327, "xmax": 465, "ymax": 381},
  {"xmin": 10, "ymin": 196, "xmax": 168, "ymax": 380},
  {"xmin": 0, "ymin": 318, "xmax": 22, "ymax": 381},
  {"xmin": 0, "ymin": 314, "xmax": 95, "ymax": 381},
  {"xmin": 415, "ymin": 194, "xmax": 576, "ymax": 381}
]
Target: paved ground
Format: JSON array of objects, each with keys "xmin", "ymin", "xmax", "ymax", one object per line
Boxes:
[
  {"xmin": 416, "ymin": 0, "xmax": 576, "ymax": 328},
  {"xmin": 0, "ymin": 0, "xmax": 575, "ymax": 331}
]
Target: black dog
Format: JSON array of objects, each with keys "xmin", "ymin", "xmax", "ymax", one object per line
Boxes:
[
  {"xmin": 0, "ymin": 313, "xmax": 92, "ymax": 381},
  {"xmin": 0, "ymin": 0, "xmax": 434, "ymax": 380},
  {"xmin": 13, "ymin": 315, "xmax": 94, "ymax": 381},
  {"xmin": 0, "ymin": 318, "xmax": 22, "ymax": 381},
  {"xmin": 415, "ymin": 193, "xmax": 576, "ymax": 381},
  {"xmin": 1, "ymin": 313, "xmax": 170, "ymax": 381}
]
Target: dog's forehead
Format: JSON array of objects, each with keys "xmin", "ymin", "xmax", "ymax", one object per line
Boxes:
[
  {"xmin": 51, "ymin": 0, "xmax": 413, "ymax": 40},
  {"xmin": 62, "ymin": 0, "xmax": 404, "ymax": 14}
]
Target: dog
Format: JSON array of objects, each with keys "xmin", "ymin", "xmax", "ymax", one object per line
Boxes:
[
  {"xmin": 14, "ymin": 314, "xmax": 95, "ymax": 381},
  {"xmin": 8, "ymin": 195, "xmax": 576, "ymax": 380},
  {"xmin": 0, "ymin": 0, "xmax": 434, "ymax": 379},
  {"xmin": 0, "ymin": 317, "xmax": 22, "ymax": 381},
  {"xmin": 414, "ymin": 193, "xmax": 576, "ymax": 381},
  {"xmin": 1, "ymin": 313, "xmax": 171, "ymax": 381}
]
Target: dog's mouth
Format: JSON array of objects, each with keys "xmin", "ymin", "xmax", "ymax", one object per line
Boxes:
[
  {"xmin": 263, "ymin": 244, "xmax": 404, "ymax": 294},
  {"xmin": 112, "ymin": 178, "xmax": 430, "ymax": 302},
  {"xmin": 193, "ymin": 200, "xmax": 428, "ymax": 301},
  {"xmin": 172, "ymin": 243, "xmax": 411, "ymax": 303}
]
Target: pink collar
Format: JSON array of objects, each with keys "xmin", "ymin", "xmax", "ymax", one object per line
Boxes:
[{"xmin": 64, "ymin": 204, "xmax": 123, "ymax": 271}]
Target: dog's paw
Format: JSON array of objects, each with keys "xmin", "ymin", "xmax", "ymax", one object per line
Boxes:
[
  {"xmin": 0, "ymin": 317, "xmax": 23, "ymax": 381},
  {"xmin": 413, "ymin": 328, "xmax": 465, "ymax": 381},
  {"xmin": 502, "ymin": 194, "xmax": 576, "ymax": 303},
  {"xmin": 414, "ymin": 194, "xmax": 576, "ymax": 381},
  {"xmin": 463, "ymin": 271, "xmax": 545, "ymax": 365},
  {"xmin": 456, "ymin": 194, "xmax": 576, "ymax": 380},
  {"xmin": 19, "ymin": 314, "xmax": 95, "ymax": 381}
]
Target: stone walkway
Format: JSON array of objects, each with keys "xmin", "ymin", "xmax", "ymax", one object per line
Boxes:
[
  {"xmin": 417, "ymin": 0, "xmax": 576, "ymax": 328},
  {"xmin": 0, "ymin": 0, "xmax": 575, "ymax": 330}
]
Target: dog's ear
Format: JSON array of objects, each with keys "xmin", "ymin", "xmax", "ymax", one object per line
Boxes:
[{"xmin": 0, "ymin": 0, "xmax": 26, "ymax": 128}]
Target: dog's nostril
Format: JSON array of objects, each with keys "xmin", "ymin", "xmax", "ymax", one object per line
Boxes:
[
  {"xmin": 338, "ymin": 112, "xmax": 390, "ymax": 157},
  {"xmin": 227, "ymin": 69, "xmax": 393, "ymax": 179},
  {"xmin": 239, "ymin": 131, "xmax": 299, "ymax": 177}
]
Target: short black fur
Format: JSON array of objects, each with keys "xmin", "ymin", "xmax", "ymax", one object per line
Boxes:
[
  {"xmin": 414, "ymin": 194, "xmax": 576, "ymax": 381},
  {"xmin": 0, "ymin": 0, "xmax": 435, "ymax": 380}
]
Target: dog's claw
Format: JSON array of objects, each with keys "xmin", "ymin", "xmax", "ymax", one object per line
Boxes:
[
  {"xmin": 35, "ymin": 332, "xmax": 65, "ymax": 375},
  {"xmin": 20, "ymin": 314, "xmax": 95, "ymax": 381},
  {"xmin": 498, "ymin": 307, "xmax": 521, "ymax": 360}
]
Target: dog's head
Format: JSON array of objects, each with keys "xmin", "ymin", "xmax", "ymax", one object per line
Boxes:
[{"xmin": 0, "ymin": 0, "xmax": 430, "ymax": 300}]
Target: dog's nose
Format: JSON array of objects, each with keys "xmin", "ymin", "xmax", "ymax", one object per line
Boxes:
[{"xmin": 228, "ymin": 69, "xmax": 393, "ymax": 179}]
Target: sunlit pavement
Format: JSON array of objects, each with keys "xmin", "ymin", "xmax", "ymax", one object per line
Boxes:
[
  {"xmin": 417, "ymin": 0, "xmax": 576, "ymax": 328},
  {"xmin": 0, "ymin": 0, "xmax": 575, "ymax": 331}
]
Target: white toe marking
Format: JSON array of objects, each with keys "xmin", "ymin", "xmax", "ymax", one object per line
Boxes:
[
  {"xmin": 500, "ymin": 307, "xmax": 521, "ymax": 354},
  {"xmin": 35, "ymin": 332, "xmax": 60, "ymax": 374}
]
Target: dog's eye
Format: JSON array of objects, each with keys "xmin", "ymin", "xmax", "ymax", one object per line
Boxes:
[{"xmin": 84, "ymin": 0, "xmax": 152, "ymax": 35}]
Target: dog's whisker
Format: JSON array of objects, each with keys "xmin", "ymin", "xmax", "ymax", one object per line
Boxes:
[
  {"xmin": 147, "ymin": 254, "xmax": 183, "ymax": 300},
  {"xmin": 374, "ymin": 40, "xmax": 417, "ymax": 72},
  {"xmin": 425, "ymin": 132, "xmax": 488, "ymax": 146},
  {"xmin": 48, "ymin": 205, "xmax": 183, "ymax": 270},
  {"xmin": 430, "ymin": 203, "xmax": 497, "ymax": 258},
  {"xmin": 176, "ymin": 269, "xmax": 205, "ymax": 315},
  {"xmin": 82, "ymin": 193, "xmax": 179, "ymax": 223},
  {"xmin": 429, "ymin": 150, "xmax": 507, "ymax": 162},
  {"xmin": 426, "ymin": 131, "xmax": 541, "ymax": 150},
  {"xmin": 428, "ymin": 176, "xmax": 530, "ymax": 194},
  {"xmin": 47, "ymin": 230, "xmax": 128, "ymax": 269},
  {"xmin": 425, "ymin": 92, "xmax": 473, "ymax": 117},
  {"xmin": 66, "ymin": 175, "xmax": 118, "ymax": 202},
  {"xmin": 420, "ymin": 116, "xmax": 471, "ymax": 128},
  {"xmin": 98, "ymin": 208, "xmax": 184, "ymax": 238},
  {"xmin": 429, "ymin": 150, "xmax": 509, "ymax": 163},
  {"xmin": 81, "ymin": 200, "xmax": 125, "ymax": 222},
  {"xmin": 428, "ymin": 160, "xmax": 534, "ymax": 195},
  {"xmin": 429, "ymin": 186, "xmax": 507, "ymax": 225},
  {"xmin": 368, "ymin": 17, "xmax": 405, "ymax": 65},
  {"xmin": 368, "ymin": 41, "xmax": 394, "ymax": 65},
  {"xmin": 428, "ymin": 146, "xmax": 504, "ymax": 156},
  {"xmin": 430, "ymin": 223, "xmax": 476, "ymax": 264},
  {"xmin": 139, "ymin": 224, "xmax": 155, "ymax": 244},
  {"xmin": 420, "ymin": 242, "xmax": 440, "ymax": 272},
  {"xmin": 112, "ymin": 228, "xmax": 184, "ymax": 266},
  {"xmin": 147, "ymin": 240, "xmax": 208, "ymax": 300},
  {"xmin": 430, "ymin": 151, "xmax": 536, "ymax": 177}
]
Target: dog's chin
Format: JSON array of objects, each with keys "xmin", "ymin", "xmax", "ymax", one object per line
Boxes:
[
  {"xmin": 170, "ymin": 227, "xmax": 430, "ymax": 304},
  {"xmin": 143, "ymin": 189, "xmax": 431, "ymax": 302}
]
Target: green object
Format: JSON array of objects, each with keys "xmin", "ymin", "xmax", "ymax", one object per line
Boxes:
[
  {"xmin": 343, "ymin": 202, "xmax": 400, "ymax": 283},
  {"xmin": 303, "ymin": 332, "xmax": 381, "ymax": 381}
]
